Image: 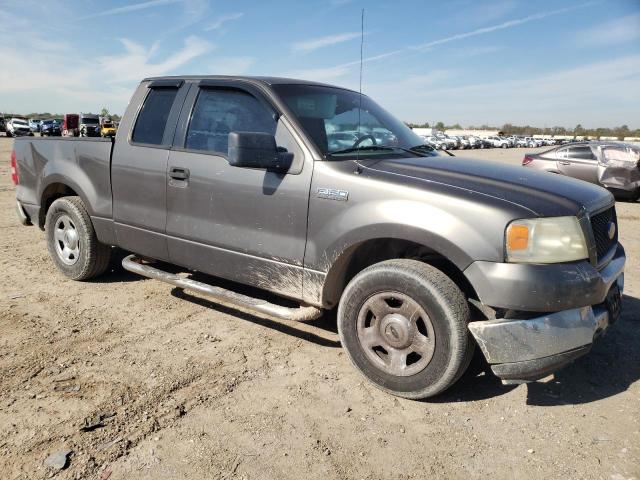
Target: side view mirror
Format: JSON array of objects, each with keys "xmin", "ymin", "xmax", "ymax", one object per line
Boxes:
[{"xmin": 228, "ymin": 131, "xmax": 292, "ymax": 173}]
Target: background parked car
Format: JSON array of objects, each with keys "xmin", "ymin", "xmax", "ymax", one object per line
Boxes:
[
  {"xmin": 100, "ymin": 119, "xmax": 117, "ymax": 138},
  {"xmin": 40, "ymin": 119, "xmax": 62, "ymax": 137},
  {"xmin": 62, "ymin": 114, "xmax": 79, "ymax": 136},
  {"xmin": 421, "ymin": 135, "xmax": 447, "ymax": 149},
  {"xmin": 28, "ymin": 119, "xmax": 41, "ymax": 133},
  {"xmin": 79, "ymin": 114, "xmax": 101, "ymax": 137},
  {"xmin": 522, "ymin": 141, "xmax": 640, "ymax": 200},
  {"xmin": 466, "ymin": 136, "xmax": 481, "ymax": 148},
  {"xmin": 485, "ymin": 136, "xmax": 510, "ymax": 148},
  {"xmin": 5, "ymin": 118, "xmax": 32, "ymax": 137},
  {"xmin": 439, "ymin": 135, "xmax": 458, "ymax": 149},
  {"xmin": 327, "ymin": 131, "xmax": 359, "ymax": 151}
]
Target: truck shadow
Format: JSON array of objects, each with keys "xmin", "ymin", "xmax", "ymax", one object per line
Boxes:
[
  {"xmin": 432, "ymin": 294, "xmax": 640, "ymax": 405},
  {"xmin": 90, "ymin": 248, "xmax": 145, "ymax": 284},
  {"xmin": 170, "ymin": 288, "xmax": 341, "ymax": 349},
  {"xmin": 525, "ymin": 294, "xmax": 640, "ymax": 406}
]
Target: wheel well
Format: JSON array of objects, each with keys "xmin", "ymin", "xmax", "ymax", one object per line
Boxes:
[
  {"xmin": 39, "ymin": 183, "xmax": 78, "ymax": 229},
  {"xmin": 322, "ymin": 238, "xmax": 477, "ymax": 308}
]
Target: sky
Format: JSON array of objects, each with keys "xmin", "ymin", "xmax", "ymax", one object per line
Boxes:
[{"xmin": 0, "ymin": 0, "xmax": 639, "ymax": 128}]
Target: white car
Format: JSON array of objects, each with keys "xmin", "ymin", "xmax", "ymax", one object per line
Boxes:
[
  {"xmin": 485, "ymin": 136, "xmax": 510, "ymax": 148},
  {"xmin": 5, "ymin": 118, "xmax": 32, "ymax": 137},
  {"xmin": 458, "ymin": 137, "xmax": 471, "ymax": 149},
  {"xmin": 422, "ymin": 135, "xmax": 446, "ymax": 150},
  {"xmin": 523, "ymin": 137, "xmax": 543, "ymax": 147}
]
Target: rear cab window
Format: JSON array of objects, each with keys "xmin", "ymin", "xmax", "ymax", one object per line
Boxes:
[{"xmin": 132, "ymin": 86, "xmax": 180, "ymax": 146}]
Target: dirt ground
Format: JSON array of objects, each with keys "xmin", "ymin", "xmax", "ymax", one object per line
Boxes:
[{"xmin": 0, "ymin": 137, "xmax": 638, "ymax": 480}]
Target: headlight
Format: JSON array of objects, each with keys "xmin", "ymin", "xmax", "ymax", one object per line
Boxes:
[{"xmin": 505, "ymin": 216, "xmax": 588, "ymax": 263}]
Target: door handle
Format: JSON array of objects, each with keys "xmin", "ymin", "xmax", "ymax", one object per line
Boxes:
[
  {"xmin": 559, "ymin": 161, "xmax": 571, "ymax": 165},
  {"xmin": 169, "ymin": 166, "xmax": 190, "ymax": 180}
]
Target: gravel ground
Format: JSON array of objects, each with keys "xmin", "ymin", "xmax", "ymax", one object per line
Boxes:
[{"xmin": 0, "ymin": 137, "xmax": 638, "ymax": 480}]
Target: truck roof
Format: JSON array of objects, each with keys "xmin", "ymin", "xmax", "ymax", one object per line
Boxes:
[{"xmin": 141, "ymin": 75, "xmax": 358, "ymax": 93}]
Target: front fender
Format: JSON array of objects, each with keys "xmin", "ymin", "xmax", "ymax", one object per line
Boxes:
[{"xmin": 306, "ymin": 198, "xmax": 506, "ymax": 274}]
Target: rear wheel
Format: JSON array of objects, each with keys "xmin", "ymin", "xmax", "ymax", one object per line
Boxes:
[
  {"xmin": 45, "ymin": 196, "xmax": 111, "ymax": 280},
  {"xmin": 338, "ymin": 259, "xmax": 474, "ymax": 399}
]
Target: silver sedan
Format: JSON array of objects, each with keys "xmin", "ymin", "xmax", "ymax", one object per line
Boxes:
[{"xmin": 522, "ymin": 141, "xmax": 640, "ymax": 201}]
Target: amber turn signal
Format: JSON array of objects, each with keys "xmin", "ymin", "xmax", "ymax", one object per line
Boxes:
[{"xmin": 506, "ymin": 224, "xmax": 529, "ymax": 251}]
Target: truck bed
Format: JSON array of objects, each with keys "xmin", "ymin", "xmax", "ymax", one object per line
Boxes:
[{"xmin": 14, "ymin": 137, "xmax": 114, "ymax": 227}]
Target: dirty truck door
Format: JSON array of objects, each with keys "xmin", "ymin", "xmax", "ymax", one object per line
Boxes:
[
  {"xmin": 165, "ymin": 81, "xmax": 313, "ymax": 300},
  {"xmin": 111, "ymin": 80, "xmax": 189, "ymax": 261}
]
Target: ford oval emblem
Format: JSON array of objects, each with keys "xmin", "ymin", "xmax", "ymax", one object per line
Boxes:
[{"xmin": 607, "ymin": 221, "xmax": 616, "ymax": 240}]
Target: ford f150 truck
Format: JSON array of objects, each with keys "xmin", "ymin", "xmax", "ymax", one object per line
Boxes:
[{"xmin": 12, "ymin": 76, "xmax": 625, "ymax": 399}]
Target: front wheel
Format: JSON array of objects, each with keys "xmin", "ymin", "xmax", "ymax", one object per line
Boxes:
[
  {"xmin": 45, "ymin": 196, "xmax": 111, "ymax": 280},
  {"xmin": 338, "ymin": 259, "xmax": 474, "ymax": 399}
]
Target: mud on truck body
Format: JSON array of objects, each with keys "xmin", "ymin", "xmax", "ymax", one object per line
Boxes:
[{"xmin": 12, "ymin": 76, "xmax": 625, "ymax": 399}]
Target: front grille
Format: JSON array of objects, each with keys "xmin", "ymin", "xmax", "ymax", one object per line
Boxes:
[{"xmin": 590, "ymin": 207, "xmax": 617, "ymax": 263}]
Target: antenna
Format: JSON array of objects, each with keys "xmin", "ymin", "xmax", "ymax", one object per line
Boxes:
[{"xmin": 356, "ymin": 8, "xmax": 364, "ymax": 164}]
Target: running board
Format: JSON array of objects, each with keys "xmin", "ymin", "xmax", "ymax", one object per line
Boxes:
[{"xmin": 122, "ymin": 255, "xmax": 322, "ymax": 322}]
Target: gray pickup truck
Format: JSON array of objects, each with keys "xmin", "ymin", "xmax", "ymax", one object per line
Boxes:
[{"xmin": 12, "ymin": 76, "xmax": 625, "ymax": 399}]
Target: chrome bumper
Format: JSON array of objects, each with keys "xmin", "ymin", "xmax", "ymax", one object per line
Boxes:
[
  {"xmin": 468, "ymin": 274, "xmax": 624, "ymax": 383},
  {"xmin": 15, "ymin": 201, "xmax": 31, "ymax": 226}
]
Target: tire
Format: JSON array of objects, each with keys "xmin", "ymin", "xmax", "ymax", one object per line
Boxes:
[
  {"xmin": 501, "ymin": 143, "xmax": 507, "ymax": 149},
  {"xmin": 45, "ymin": 196, "xmax": 111, "ymax": 280},
  {"xmin": 338, "ymin": 259, "xmax": 474, "ymax": 399}
]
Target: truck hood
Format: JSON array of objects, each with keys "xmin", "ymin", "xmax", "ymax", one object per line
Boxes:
[{"xmin": 361, "ymin": 156, "xmax": 612, "ymax": 217}]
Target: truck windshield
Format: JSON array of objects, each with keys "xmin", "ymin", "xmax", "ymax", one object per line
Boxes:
[
  {"xmin": 81, "ymin": 118, "xmax": 99, "ymax": 124},
  {"xmin": 272, "ymin": 84, "xmax": 432, "ymax": 159}
]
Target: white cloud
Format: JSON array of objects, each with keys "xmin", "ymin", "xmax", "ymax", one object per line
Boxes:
[
  {"xmin": 368, "ymin": 55, "xmax": 640, "ymax": 128},
  {"xmin": 0, "ymin": 33, "xmax": 214, "ymax": 114},
  {"xmin": 79, "ymin": 0, "xmax": 183, "ymax": 20},
  {"xmin": 412, "ymin": 3, "xmax": 595, "ymax": 50},
  {"xmin": 98, "ymin": 36, "xmax": 215, "ymax": 82},
  {"xmin": 203, "ymin": 12, "xmax": 244, "ymax": 31},
  {"xmin": 299, "ymin": 3, "xmax": 594, "ymax": 85},
  {"xmin": 292, "ymin": 32, "xmax": 363, "ymax": 53},
  {"xmin": 575, "ymin": 13, "xmax": 640, "ymax": 47}
]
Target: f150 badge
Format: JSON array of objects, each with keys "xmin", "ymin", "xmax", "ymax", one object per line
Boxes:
[{"xmin": 317, "ymin": 188, "xmax": 349, "ymax": 201}]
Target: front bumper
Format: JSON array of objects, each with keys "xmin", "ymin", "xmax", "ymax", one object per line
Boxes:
[
  {"xmin": 468, "ymin": 274, "xmax": 624, "ymax": 384},
  {"xmin": 464, "ymin": 244, "xmax": 625, "ymax": 312},
  {"xmin": 12, "ymin": 129, "xmax": 31, "ymax": 136},
  {"xmin": 466, "ymin": 244, "xmax": 625, "ymax": 383}
]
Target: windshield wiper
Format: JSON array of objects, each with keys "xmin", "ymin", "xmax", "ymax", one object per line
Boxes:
[
  {"xmin": 328, "ymin": 145, "xmax": 398, "ymax": 156},
  {"xmin": 328, "ymin": 144, "xmax": 432, "ymax": 158},
  {"xmin": 410, "ymin": 144, "xmax": 455, "ymax": 157}
]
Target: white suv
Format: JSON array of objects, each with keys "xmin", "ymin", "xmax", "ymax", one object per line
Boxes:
[
  {"xmin": 486, "ymin": 136, "xmax": 510, "ymax": 148},
  {"xmin": 5, "ymin": 118, "xmax": 32, "ymax": 137}
]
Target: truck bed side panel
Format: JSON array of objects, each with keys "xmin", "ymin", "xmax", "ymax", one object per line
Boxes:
[{"xmin": 14, "ymin": 138, "xmax": 114, "ymax": 239}]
